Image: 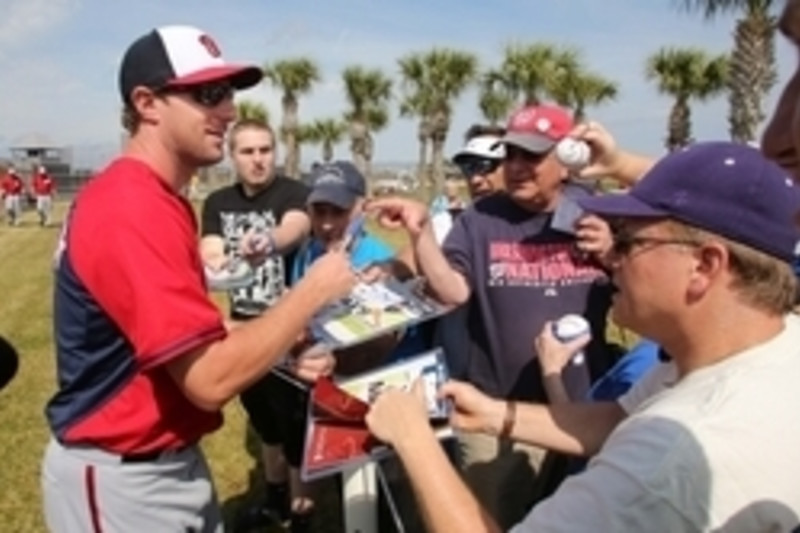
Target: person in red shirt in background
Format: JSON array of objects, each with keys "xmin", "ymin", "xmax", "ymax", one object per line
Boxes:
[
  {"xmin": 1, "ymin": 167, "xmax": 24, "ymax": 226},
  {"xmin": 32, "ymin": 165, "xmax": 56, "ymax": 226}
]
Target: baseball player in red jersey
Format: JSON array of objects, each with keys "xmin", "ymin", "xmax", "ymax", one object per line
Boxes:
[
  {"xmin": 41, "ymin": 25, "xmax": 357, "ymax": 533},
  {"xmin": 1, "ymin": 168, "xmax": 23, "ymax": 226},
  {"xmin": 32, "ymin": 165, "xmax": 56, "ymax": 226}
]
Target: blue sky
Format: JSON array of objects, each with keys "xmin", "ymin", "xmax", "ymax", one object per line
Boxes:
[{"xmin": 0, "ymin": 0, "xmax": 797, "ymax": 169}]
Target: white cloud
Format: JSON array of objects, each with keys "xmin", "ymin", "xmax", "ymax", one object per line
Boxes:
[{"xmin": 0, "ymin": 0, "xmax": 79, "ymax": 51}]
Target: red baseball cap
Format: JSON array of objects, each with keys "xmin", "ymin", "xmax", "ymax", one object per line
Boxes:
[{"xmin": 498, "ymin": 104, "xmax": 574, "ymax": 154}]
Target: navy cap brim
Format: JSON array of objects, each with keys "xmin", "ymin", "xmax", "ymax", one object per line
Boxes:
[
  {"xmin": 578, "ymin": 192, "xmax": 670, "ymax": 219},
  {"xmin": 307, "ymin": 186, "xmax": 358, "ymax": 210}
]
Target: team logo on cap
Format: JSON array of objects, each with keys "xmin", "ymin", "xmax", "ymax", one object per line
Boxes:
[
  {"xmin": 511, "ymin": 109, "xmax": 536, "ymax": 129},
  {"xmin": 510, "ymin": 109, "xmax": 552, "ymax": 134},
  {"xmin": 198, "ymin": 34, "xmax": 222, "ymax": 58},
  {"xmin": 316, "ymin": 165, "xmax": 346, "ymax": 186},
  {"xmin": 535, "ymin": 118, "xmax": 551, "ymax": 133}
]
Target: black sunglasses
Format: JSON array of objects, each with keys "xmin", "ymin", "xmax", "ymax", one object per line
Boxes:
[
  {"xmin": 456, "ymin": 158, "xmax": 501, "ymax": 178},
  {"xmin": 158, "ymin": 81, "xmax": 234, "ymax": 108}
]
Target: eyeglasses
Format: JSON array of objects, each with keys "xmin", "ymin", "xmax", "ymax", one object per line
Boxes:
[
  {"xmin": 611, "ymin": 233, "xmax": 702, "ymax": 257},
  {"xmin": 456, "ymin": 158, "xmax": 501, "ymax": 178},
  {"xmin": 159, "ymin": 81, "xmax": 234, "ymax": 108}
]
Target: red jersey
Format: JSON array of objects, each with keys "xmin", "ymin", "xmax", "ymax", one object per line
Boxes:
[
  {"xmin": 45, "ymin": 158, "xmax": 226, "ymax": 454},
  {"xmin": 1, "ymin": 175, "xmax": 23, "ymax": 196},
  {"xmin": 33, "ymin": 173, "xmax": 55, "ymax": 195}
]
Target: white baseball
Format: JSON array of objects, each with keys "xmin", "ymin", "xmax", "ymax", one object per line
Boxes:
[
  {"xmin": 552, "ymin": 314, "xmax": 590, "ymax": 365},
  {"xmin": 552, "ymin": 314, "xmax": 590, "ymax": 342},
  {"xmin": 555, "ymin": 138, "xmax": 591, "ymax": 170}
]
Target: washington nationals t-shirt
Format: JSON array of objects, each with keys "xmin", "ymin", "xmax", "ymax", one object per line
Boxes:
[{"xmin": 443, "ymin": 188, "xmax": 614, "ymax": 402}]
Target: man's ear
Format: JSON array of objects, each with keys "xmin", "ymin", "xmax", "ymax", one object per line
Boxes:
[
  {"xmin": 687, "ymin": 242, "xmax": 727, "ymax": 301},
  {"xmin": 130, "ymin": 86, "xmax": 160, "ymax": 125}
]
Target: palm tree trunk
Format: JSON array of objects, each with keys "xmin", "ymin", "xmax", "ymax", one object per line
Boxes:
[
  {"xmin": 667, "ymin": 97, "xmax": 691, "ymax": 152},
  {"xmin": 430, "ymin": 133, "xmax": 446, "ymax": 195},
  {"xmin": 323, "ymin": 141, "xmax": 333, "ymax": 163},
  {"xmin": 284, "ymin": 130, "xmax": 298, "ymax": 178},
  {"xmin": 728, "ymin": 14, "xmax": 776, "ymax": 143},
  {"xmin": 523, "ymin": 92, "xmax": 540, "ymax": 106},
  {"xmin": 573, "ymin": 102, "xmax": 586, "ymax": 123},
  {"xmin": 283, "ymin": 96, "xmax": 300, "ymax": 178},
  {"xmin": 416, "ymin": 136, "xmax": 428, "ymax": 186},
  {"xmin": 349, "ymin": 119, "xmax": 368, "ymax": 175},
  {"xmin": 364, "ymin": 133, "xmax": 374, "ymax": 179}
]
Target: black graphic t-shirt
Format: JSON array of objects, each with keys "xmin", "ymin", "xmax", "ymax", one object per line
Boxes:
[
  {"xmin": 443, "ymin": 188, "xmax": 614, "ymax": 402},
  {"xmin": 201, "ymin": 177, "xmax": 309, "ymax": 317}
]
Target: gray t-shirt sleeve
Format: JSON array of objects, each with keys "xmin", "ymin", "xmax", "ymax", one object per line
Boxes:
[
  {"xmin": 510, "ymin": 414, "xmax": 699, "ymax": 532},
  {"xmin": 441, "ymin": 210, "xmax": 475, "ymax": 285}
]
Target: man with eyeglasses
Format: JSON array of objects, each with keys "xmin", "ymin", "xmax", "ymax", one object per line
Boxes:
[
  {"xmin": 364, "ymin": 140, "xmax": 800, "ymax": 532},
  {"xmin": 366, "ymin": 105, "xmax": 617, "ymax": 529},
  {"xmin": 41, "ymin": 25, "xmax": 357, "ymax": 533}
]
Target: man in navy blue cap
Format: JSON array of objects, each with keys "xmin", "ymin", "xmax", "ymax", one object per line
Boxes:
[
  {"xmin": 292, "ymin": 161, "xmax": 392, "ymax": 277},
  {"xmin": 362, "ymin": 141, "xmax": 800, "ymax": 532},
  {"xmin": 251, "ymin": 161, "xmax": 396, "ymax": 531}
]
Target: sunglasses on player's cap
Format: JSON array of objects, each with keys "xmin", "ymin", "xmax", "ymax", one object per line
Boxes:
[{"xmin": 118, "ymin": 25, "xmax": 262, "ymax": 107}]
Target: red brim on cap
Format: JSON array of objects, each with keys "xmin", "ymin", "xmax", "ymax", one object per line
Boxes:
[{"xmin": 166, "ymin": 64, "xmax": 263, "ymax": 89}]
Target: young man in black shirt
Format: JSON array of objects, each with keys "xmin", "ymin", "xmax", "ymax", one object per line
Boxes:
[{"xmin": 200, "ymin": 119, "xmax": 317, "ymax": 532}]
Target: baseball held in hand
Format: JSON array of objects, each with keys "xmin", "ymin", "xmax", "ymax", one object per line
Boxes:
[
  {"xmin": 552, "ymin": 314, "xmax": 590, "ymax": 365},
  {"xmin": 552, "ymin": 314, "xmax": 590, "ymax": 342},
  {"xmin": 555, "ymin": 138, "xmax": 591, "ymax": 170}
]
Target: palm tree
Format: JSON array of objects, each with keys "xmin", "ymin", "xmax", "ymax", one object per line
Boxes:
[
  {"xmin": 361, "ymin": 107, "xmax": 389, "ymax": 176},
  {"xmin": 478, "ymin": 73, "xmax": 515, "ymax": 126},
  {"xmin": 493, "ymin": 43, "xmax": 575, "ymax": 106},
  {"xmin": 341, "ymin": 66, "xmax": 393, "ymax": 176},
  {"xmin": 294, "ymin": 123, "xmax": 319, "ymax": 174},
  {"xmin": 398, "ymin": 49, "xmax": 478, "ymax": 193},
  {"xmin": 549, "ymin": 69, "xmax": 619, "ymax": 122},
  {"xmin": 674, "ymin": 0, "xmax": 778, "ymax": 143},
  {"xmin": 304, "ymin": 118, "xmax": 347, "ymax": 163},
  {"xmin": 398, "ymin": 90, "xmax": 434, "ymax": 185},
  {"xmin": 645, "ymin": 47, "xmax": 729, "ymax": 151},
  {"xmin": 263, "ymin": 58, "xmax": 320, "ymax": 178},
  {"xmin": 235, "ymin": 100, "xmax": 269, "ymax": 123},
  {"xmin": 398, "ymin": 55, "xmax": 434, "ymax": 185}
]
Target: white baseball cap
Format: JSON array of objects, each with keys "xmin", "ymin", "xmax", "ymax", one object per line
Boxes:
[{"xmin": 452, "ymin": 135, "xmax": 505, "ymax": 163}]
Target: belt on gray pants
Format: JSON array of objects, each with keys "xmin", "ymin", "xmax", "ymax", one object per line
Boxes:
[{"xmin": 58, "ymin": 440, "xmax": 196, "ymax": 464}]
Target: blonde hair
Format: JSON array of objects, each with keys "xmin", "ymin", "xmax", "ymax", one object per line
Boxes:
[{"xmin": 228, "ymin": 119, "xmax": 275, "ymax": 153}]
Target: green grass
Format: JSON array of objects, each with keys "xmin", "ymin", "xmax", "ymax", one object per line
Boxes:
[
  {"xmin": 0, "ymin": 201, "xmax": 633, "ymax": 532},
  {"xmin": 0, "ymin": 204, "xmax": 299, "ymax": 532}
]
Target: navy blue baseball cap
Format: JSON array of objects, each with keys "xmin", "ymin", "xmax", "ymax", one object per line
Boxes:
[
  {"xmin": 307, "ymin": 161, "xmax": 367, "ymax": 209},
  {"xmin": 578, "ymin": 142, "xmax": 800, "ymax": 263}
]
